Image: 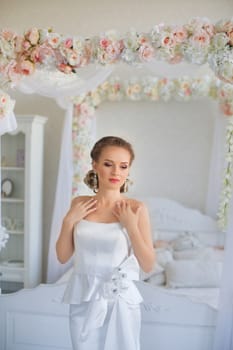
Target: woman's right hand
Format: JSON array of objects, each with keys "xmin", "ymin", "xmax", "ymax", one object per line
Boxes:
[{"xmin": 64, "ymin": 197, "xmax": 97, "ymax": 227}]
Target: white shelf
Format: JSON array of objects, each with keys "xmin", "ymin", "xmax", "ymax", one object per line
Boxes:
[
  {"xmin": 1, "ymin": 197, "xmax": 24, "ymax": 203},
  {"xmin": 1, "ymin": 166, "xmax": 24, "ymax": 171},
  {"xmin": 6, "ymin": 230, "xmax": 24, "ymax": 235}
]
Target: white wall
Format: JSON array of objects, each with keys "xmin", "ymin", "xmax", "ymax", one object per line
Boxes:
[
  {"xmin": 1, "ymin": 0, "xmax": 231, "ymax": 280},
  {"xmin": 96, "ymin": 99, "xmax": 217, "ymax": 210}
]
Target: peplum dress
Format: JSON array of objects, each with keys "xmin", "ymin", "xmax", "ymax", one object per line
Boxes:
[{"xmin": 60, "ymin": 219, "xmax": 143, "ymax": 350}]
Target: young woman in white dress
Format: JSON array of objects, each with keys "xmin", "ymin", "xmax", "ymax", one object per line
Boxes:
[{"xmin": 56, "ymin": 136, "xmax": 155, "ymax": 350}]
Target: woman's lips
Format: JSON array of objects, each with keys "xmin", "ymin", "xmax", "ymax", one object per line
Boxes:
[{"xmin": 109, "ymin": 178, "xmax": 120, "ymax": 183}]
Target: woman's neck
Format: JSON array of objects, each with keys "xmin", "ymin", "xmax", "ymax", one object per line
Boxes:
[{"xmin": 94, "ymin": 189, "xmax": 124, "ymax": 205}]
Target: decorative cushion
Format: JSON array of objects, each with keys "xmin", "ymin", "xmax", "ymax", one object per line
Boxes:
[
  {"xmin": 165, "ymin": 260, "xmax": 222, "ymax": 288},
  {"xmin": 155, "ymin": 248, "xmax": 173, "ymax": 268},
  {"xmin": 140, "ymin": 261, "xmax": 164, "ymax": 281},
  {"xmin": 171, "ymin": 232, "xmax": 203, "ymax": 251},
  {"xmin": 147, "ymin": 272, "xmax": 166, "ymax": 286},
  {"xmin": 173, "ymin": 247, "xmax": 225, "ymax": 261}
]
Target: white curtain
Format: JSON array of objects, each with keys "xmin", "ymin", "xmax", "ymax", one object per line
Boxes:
[
  {"xmin": 0, "ymin": 111, "xmax": 17, "ymax": 136},
  {"xmin": 46, "ymin": 104, "xmax": 74, "ymax": 282},
  {"xmin": 213, "ymin": 194, "xmax": 233, "ymax": 350},
  {"xmin": 205, "ymin": 112, "xmax": 233, "ymax": 349}
]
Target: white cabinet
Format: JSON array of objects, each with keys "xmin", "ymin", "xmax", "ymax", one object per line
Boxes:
[{"xmin": 0, "ymin": 115, "xmax": 47, "ymax": 293}]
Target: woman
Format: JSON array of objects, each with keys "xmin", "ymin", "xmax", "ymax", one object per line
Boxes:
[{"xmin": 56, "ymin": 136, "xmax": 155, "ymax": 350}]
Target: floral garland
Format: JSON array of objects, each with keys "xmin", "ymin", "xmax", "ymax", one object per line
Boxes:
[
  {"xmin": 0, "ymin": 17, "xmax": 233, "ymax": 86},
  {"xmin": 72, "ymin": 76, "xmax": 233, "ymax": 230},
  {"xmin": 217, "ymin": 117, "xmax": 233, "ymax": 230},
  {"xmin": 0, "ymin": 89, "xmax": 15, "ymax": 119},
  {"xmin": 73, "ymin": 76, "xmax": 233, "ymax": 113},
  {"xmin": 0, "ymin": 226, "xmax": 9, "ymax": 251}
]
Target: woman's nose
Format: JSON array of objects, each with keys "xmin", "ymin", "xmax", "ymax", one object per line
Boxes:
[{"xmin": 111, "ymin": 166, "xmax": 118, "ymax": 175}]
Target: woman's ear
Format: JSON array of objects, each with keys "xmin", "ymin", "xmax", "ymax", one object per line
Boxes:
[{"xmin": 92, "ymin": 161, "xmax": 97, "ymax": 172}]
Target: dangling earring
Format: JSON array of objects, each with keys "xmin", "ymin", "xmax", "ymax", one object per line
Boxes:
[
  {"xmin": 93, "ymin": 171, "xmax": 98, "ymax": 193},
  {"xmin": 123, "ymin": 178, "xmax": 130, "ymax": 193}
]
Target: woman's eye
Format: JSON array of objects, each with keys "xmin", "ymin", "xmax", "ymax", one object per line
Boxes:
[
  {"xmin": 121, "ymin": 165, "xmax": 128, "ymax": 169},
  {"xmin": 104, "ymin": 162, "xmax": 112, "ymax": 167}
]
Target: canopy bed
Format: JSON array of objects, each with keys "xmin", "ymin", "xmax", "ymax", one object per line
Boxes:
[{"xmin": 0, "ymin": 17, "xmax": 233, "ymax": 350}]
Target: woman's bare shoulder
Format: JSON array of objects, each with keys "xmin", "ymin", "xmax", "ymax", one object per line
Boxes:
[
  {"xmin": 71, "ymin": 195, "xmax": 94, "ymax": 206},
  {"xmin": 126, "ymin": 197, "xmax": 146, "ymax": 210}
]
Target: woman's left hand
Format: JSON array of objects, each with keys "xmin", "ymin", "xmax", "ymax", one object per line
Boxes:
[{"xmin": 112, "ymin": 200, "xmax": 141, "ymax": 234}]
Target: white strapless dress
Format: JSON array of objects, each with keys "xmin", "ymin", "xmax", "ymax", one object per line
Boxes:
[{"xmin": 60, "ymin": 219, "xmax": 143, "ymax": 350}]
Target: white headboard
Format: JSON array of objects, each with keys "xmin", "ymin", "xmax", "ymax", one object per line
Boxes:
[{"xmin": 138, "ymin": 197, "xmax": 224, "ymax": 246}]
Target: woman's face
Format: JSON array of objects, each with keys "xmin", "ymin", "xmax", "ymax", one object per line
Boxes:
[{"xmin": 93, "ymin": 146, "xmax": 131, "ymax": 191}]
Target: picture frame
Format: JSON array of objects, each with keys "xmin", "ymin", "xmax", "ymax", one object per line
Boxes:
[{"xmin": 1, "ymin": 178, "xmax": 14, "ymax": 198}]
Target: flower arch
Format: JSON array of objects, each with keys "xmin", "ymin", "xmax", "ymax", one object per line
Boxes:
[
  {"xmin": 72, "ymin": 76, "xmax": 233, "ymax": 230},
  {"xmin": 0, "ymin": 17, "xmax": 233, "ymax": 230}
]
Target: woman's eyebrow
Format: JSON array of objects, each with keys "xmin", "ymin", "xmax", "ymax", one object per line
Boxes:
[{"xmin": 104, "ymin": 159, "xmax": 129, "ymax": 164}]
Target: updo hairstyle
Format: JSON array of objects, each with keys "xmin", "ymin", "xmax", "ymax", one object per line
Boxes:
[{"xmin": 84, "ymin": 136, "xmax": 134, "ymax": 193}]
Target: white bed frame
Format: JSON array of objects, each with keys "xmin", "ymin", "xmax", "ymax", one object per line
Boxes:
[{"xmin": 0, "ymin": 197, "xmax": 222, "ymax": 350}]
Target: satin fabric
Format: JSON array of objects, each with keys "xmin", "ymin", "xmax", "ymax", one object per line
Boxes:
[{"xmin": 61, "ymin": 219, "xmax": 143, "ymax": 350}]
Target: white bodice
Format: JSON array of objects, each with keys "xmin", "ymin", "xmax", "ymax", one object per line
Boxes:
[
  {"xmin": 73, "ymin": 220, "xmax": 130, "ymax": 277},
  {"xmin": 62, "ymin": 219, "xmax": 142, "ymax": 305}
]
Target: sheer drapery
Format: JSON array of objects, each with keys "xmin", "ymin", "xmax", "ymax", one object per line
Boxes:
[
  {"xmin": 206, "ymin": 113, "xmax": 233, "ymax": 349},
  {"xmin": 0, "ymin": 111, "xmax": 17, "ymax": 136},
  {"xmin": 46, "ymin": 104, "xmax": 74, "ymax": 282},
  {"xmin": 213, "ymin": 195, "xmax": 233, "ymax": 350}
]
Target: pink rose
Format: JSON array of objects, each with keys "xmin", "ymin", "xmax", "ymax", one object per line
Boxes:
[
  {"xmin": 58, "ymin": 63, "xmax": 73, "ymax": 74},
  {"xmin": 202, "ymin": 23, "xmax": 214, "ymax": 37},
  {"xmin": 192, "ymin": 29, "xmax": 210, "ymax": 46},
  {"xmin": 228, "ymin": 30, "xmax": 233, "ymax": 45},
  {"xmin": 220, "ymin": 103, "xmax": 233, "ymax": 116},
  {"xmin": 5, "ymin": 61, "xmax": 20, "ymax": 83},
  {"xmin": 100, "ymin": 38, "xmax": 110, "ymax": 49},
  {"xmin": 161, "ymin": 35, "xmax": 175, "ymax": 47},
  {"xmin": 172, "ymin": 27, "xmax": 188, "ymax": 43},
  {"xmin": 48, "ymin": 34, "xmax": 61, "ymax": 48},
  {"xmin": 22, "ymin": 40, "xmax": 31, "ymax": 51},
  {"xmin": 31, "ymin": 44, "xmax": 54, "ymax": 63},
  {"xmin": 64, "ymin": 38, "xmax": 73, "ymax": 48},
  {"xmin": 106, "ymin": 42, "xmax": 122, "ymax": 60},
  {"xmin": 1, "ymin": 29, "xmax": 16, "ymax": 41},
  {"xmin": 19, "ymin": 60, "xmax": 35, "ymax": 75},
  {"xmin": 25, "ymin": 28, "xmax": 40, "ymax": 45},
  {"xmin": 139, "ymin": 44, "xmax": 154, "ymax": 61},
  {"xmin": 14, "ymin": 36, "xmax": 24, "ymax": 52},
  {"xmin": 79, "ymin": 102, "xmax": 95, "ymax": 117},
  {"xmin": 0, "ymin": 96, "xmax": 6, "ymax": 105}
]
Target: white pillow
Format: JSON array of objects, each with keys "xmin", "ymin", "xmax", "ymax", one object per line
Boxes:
[
  {"xmin": 171, "ymin": 232, "xmax": 203, "ymax": 251},
  {"xmin": 147, "ymin": 272, "xmax": 166, "ymax": 286},
  {"xmin": 156, "ymin": 248, "xmax": 173, "ymax": 268},
  {"xmin": 165, "ymin": 260, "xmax": 222, "ymax": 288},
  {"xmin": 173, "ymin": 248, "xmax": 207, "ymax": 260},
  {"xmin": 140, "ymin": 262, "xmax": 164, "ymax": 281}
]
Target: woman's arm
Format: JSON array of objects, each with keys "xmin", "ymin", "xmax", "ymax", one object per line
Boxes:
[
  {"xmin": 56, "ymin": 197, "xmax": 97, "ymax": 264},
  {"xmin": 113, "ymin": 200, "xmax": 155, "ymax": 272}
]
